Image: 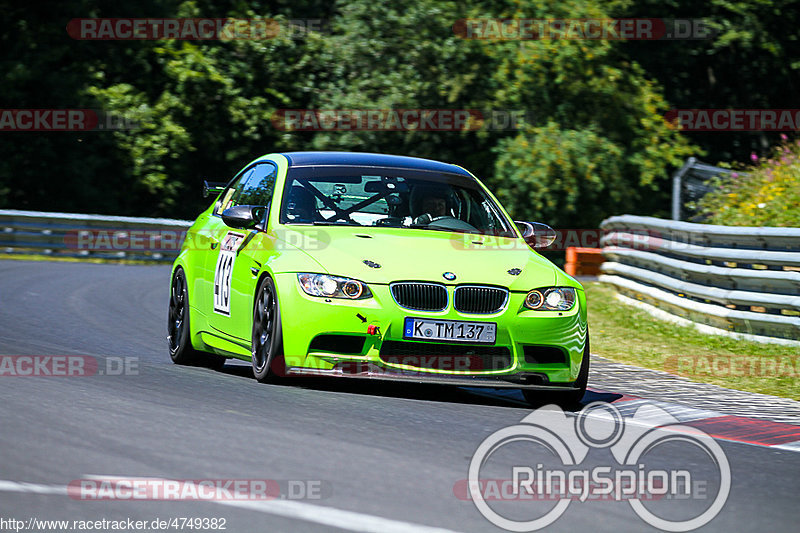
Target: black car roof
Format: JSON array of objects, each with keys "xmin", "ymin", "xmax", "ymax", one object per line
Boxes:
[{"xmin": 279, "ymin": 151, "xmax": 472, "ymax": 177}]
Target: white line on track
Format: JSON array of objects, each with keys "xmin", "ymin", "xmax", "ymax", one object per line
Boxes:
[
  {"xmin": 0, "ymin": 477, "xmax": 464, "ymax": 533},
  {"xmin": 218, "ymin": 499, "xmax": 462, "ymax": 533},
  {"xmin": 0, "ymin": 480, "xmax": 66, "ymax": 495}
]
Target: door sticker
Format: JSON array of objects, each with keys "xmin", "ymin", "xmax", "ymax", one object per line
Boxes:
[{"xmin": 213, "ymin": 231, "xmax": 245, "ymax": 316}]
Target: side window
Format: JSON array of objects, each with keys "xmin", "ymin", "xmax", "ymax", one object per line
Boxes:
[
  {"xmin": 215, "ymin": 163, "xmax": 277, "ymax": 216},
  {"xmin": 232, "ymin": 163, "xmax": 277, "ymax": 206}
]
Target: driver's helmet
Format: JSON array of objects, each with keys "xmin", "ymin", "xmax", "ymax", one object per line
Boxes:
[{"xmin": 409, "ymin": 183, "xmax": 453, "ymax": 219}]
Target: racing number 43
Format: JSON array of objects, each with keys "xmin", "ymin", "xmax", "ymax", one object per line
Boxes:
[{"xmin": 213, "ymin": 232, "xmax": 245, "ymax": 315}]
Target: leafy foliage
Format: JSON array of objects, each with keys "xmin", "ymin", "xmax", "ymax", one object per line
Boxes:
[
  {"xmin": 0, "ymin": 0, "xmax": 796, "ymax": 227},
  {"xmin": 478, "ymin": 0, "xmax": 694, "ymax": 226},
  {"xmin": 619, "ymin": 0, "xmax": 800, "ymax": 162},
  {"xmin": 695, "ymin": 137, "xmax": 800, "ymax": 227}
]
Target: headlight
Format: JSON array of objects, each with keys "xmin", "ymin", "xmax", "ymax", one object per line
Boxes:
[
  {"xmin": 297, "ymin": 274, "xmax": 372, "ymax": 300},
  {"xmin": 524, "ymin": 287, "xmax": 576, "ymax": 311}
]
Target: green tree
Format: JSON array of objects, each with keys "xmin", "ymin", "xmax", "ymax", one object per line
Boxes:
[
  {"xmin": 3, "ymin": 0, "xmax": 795, "ymax": 228},
  {"xmin": 86, "ymin": 2, "xmax": 328, "ymax": 217},
  {"xmin": 479, "ymin": 0, "xmax": 695, "ymax": 226},
  {"xmin": 617, "ymin": 0, "xmax": 800, "ymax": 162}
]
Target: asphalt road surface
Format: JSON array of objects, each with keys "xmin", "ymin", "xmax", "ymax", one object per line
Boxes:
[{"xmin": 0, "ymin": 260, "xmax": 797, "ymax": 532}]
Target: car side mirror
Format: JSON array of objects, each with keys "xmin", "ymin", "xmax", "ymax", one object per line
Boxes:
[
  {"xmin": 221, "ymin": 205, "xmax": 266, "ymax": 230},
  {"xmin": 515, "ymin": 221, "xmax": 557, "ymax": 249}
]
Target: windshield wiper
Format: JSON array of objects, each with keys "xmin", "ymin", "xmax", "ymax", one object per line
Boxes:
[
  {"xmin": 311, "ymin": 220, "xmax": 360, "ymax": 226},
  {"xmin": 407, "ymin": 225, "xmax": 462, "ymax": 233}
]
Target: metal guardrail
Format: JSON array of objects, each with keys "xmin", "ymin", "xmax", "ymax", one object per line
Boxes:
[
  {"xmin": 0, "ymin": 209, "xmax": 191, "ymax": 262},
  {"xmin": 599, "ymin": 215, "xmax": 800, "ymax": 342}
]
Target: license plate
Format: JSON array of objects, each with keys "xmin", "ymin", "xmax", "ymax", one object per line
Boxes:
[{"xmin": 403, "ymin": 317, "xmax": 496, "ymax": 344}]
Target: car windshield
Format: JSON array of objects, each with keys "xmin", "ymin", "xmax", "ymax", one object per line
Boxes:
[{"xmin": 280, "ymin": 166, "xmax": 515, "ymax": 236}]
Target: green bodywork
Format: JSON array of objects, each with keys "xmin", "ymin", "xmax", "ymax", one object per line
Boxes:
[{"xmin": 171, "ymin": 153, "xmax": 587, "ymax": 388}]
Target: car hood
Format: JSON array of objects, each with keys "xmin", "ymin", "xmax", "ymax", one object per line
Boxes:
[{"xmin": 275, "ymin": 226, "xmax": 558, "ymax": 290}]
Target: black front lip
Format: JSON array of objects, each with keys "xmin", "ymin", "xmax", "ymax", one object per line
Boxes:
[{"xmin": 283, "ymin": 364, "xmax": 579, "ymax": 390}]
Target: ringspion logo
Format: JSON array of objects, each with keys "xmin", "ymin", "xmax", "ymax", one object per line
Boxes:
[{"xmin": 464, "ymin": 402, "xmax": 730, "ymax": 531}]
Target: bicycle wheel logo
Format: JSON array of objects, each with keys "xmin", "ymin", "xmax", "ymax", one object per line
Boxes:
[{"xmin": 467, "ymin": 402, "xmax": 730, "ymax": 532}]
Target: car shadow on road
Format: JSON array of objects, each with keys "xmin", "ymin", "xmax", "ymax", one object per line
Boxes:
[{"xmin": 216, "ymin": 361, "xmax": 624, "ymax": 411}]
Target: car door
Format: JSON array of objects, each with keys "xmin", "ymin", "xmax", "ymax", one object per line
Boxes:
[
  {"xmin": 206, "ymin": 161, "xmax": 278, "ymax": 341},
  {"xmin": 192, "ymin": 167, "xmax": 248, "ymax": 320}
]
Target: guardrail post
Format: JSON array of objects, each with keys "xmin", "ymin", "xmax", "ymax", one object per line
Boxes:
[{"xmin": 671, "ymin": 157, "xmax": 696, "ymax": 221}]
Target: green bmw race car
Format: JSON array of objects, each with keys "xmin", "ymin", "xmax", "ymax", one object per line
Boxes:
[{"xmin": 168, "ymin": 152, "xmax": 589, "ymax": 406}]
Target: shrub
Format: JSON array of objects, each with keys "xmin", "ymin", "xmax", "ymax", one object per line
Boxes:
[{"xmin": 695, "ymin": 137, "xmax": 800, "ymax": 227}]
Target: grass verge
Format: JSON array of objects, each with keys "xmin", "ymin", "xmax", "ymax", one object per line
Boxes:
[{"xmin": 586, "ymin": 282, "xmax": 799, "ymax": 400}]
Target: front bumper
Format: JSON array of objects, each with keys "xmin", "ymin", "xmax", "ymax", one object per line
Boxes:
[
  {"xmin": 283, "ymin": 364, "xmax": 582, "ymax": 390},
  {"xmin": 274, "ymin": 273, "xmax": 588, "ymax": 388}
]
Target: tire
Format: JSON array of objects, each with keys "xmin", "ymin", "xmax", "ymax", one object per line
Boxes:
[
  {"xmin": 252, "ymin": 276, "xmax": 285, "ymax": 383},
  {"xmin": 168, "ymin": 267, "xmax": 226, "ymax": 369},
  {"xmin": 522, "ymin": 334, "xmax": 590, "ymax": 409}
]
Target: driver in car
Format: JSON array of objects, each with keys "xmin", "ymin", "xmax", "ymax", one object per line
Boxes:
[
  {"xmin": 409, "ymin": 184, "xmax": 452, "ymax": 224},
  {"xmin": 421, "ymin": 196, "xmax": 447, "ymax": 218}
]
